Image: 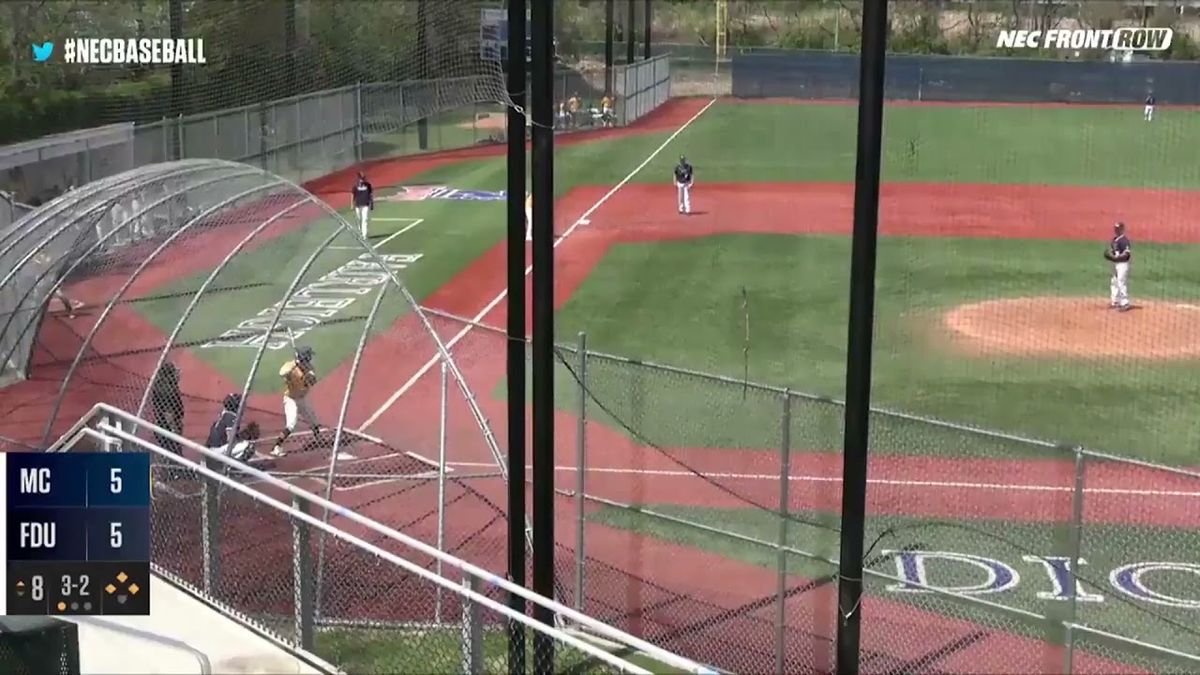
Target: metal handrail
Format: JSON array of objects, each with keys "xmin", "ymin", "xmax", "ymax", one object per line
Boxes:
[
  {"xmin": 93, "ymin": 418, "xmax": 651, "ymax": 674},
  {"xmin": 74, "ymin": 402, "xmax": 719, "ymax": 675}
]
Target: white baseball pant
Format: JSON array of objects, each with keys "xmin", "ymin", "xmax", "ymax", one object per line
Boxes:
[
  {"xmin": 525, "ymin": 206, "xmax": 533, "ymax": 241},
  {"xmin": 283, "ymin": 395, "xmax": 319, "ymax": 431},
  {"xmin": 676, "ymin": 182, "xmax": 692, "ymax": 214},
  {"xmin": 217, "ymin": 440, "xmax": 254, "ymax": 461},
  {"xmin": 1144, "ymin": 105, "xmax": 1154, "ymax": 121},
  {"xmin": 356, "ymin": 205, "xmax": 370, "ymax": 238},
  {"xmin": 1110, "ymin": 262, "xmax": 1130, "ymax": 308}
]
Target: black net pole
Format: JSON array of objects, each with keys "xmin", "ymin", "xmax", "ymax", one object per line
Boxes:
[
  {"xmin": 284, "ymin": 0, "xmax": 297, "ymax": 96},
  {"xmin": 530, "ymin": 0, "xmax": 556, "ymax": 672},
  {"xmin": 605, "ymin": 0, "xmax": 615, "ymax": 93},
  {"xmin": 505, "ymin": 0, "xmax": 528, "ymax": 672},
  {"xmin": 416, "ymin": 0, "xmax": 430, "ymax": 150},
  {"xmin": 626, "ymin": 0, "xmax": 636, "ymax": 63},
  {"xmin": 835, "ymin": 1, "xmax": 888, "ymax": 674},
  {"xmin": 168, "ymin": 0, "xmax": 184, "ymax": 158},
  {"xmin": 643, "ymin": 0, "xmax": 652, "ymax": 60}
]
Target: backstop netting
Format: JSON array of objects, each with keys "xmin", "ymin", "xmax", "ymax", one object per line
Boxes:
[{"xmin": 0, "ymin": 156, "xmax": 514, "ymax": 555}]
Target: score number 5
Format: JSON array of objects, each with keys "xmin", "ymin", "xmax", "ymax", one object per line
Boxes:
[{"xmin": 110, "ymin": 467, "xmax": 124, "ymax": 549}]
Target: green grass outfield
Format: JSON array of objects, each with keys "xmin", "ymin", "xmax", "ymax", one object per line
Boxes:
[
  {"xmin": 315, "ymin": 626, "xmax": 690, "ymax": 674},
  {"xmin": 130, "ymin": 100, "xmax": 1200, "ymax": 667},
  {"xmin": 136, "ymin": 101, "xmax": 1200, "ymax": 457},
  {"xmin": 554, "ymin": 234, "xmax": 1200, "ymax": 464}
]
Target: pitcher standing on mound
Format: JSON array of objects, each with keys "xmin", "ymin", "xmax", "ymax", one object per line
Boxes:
[{"xmin": 1105, "ymin": 221, "xmax": 1132, "ymax": 311}]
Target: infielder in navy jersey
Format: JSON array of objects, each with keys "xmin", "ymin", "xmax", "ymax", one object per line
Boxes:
[
  {"xmin": 352, "ymin": 172, "xmax": 374, "ymax": 239},
  {"xmin": 673, "ymin": 156, "xmax": 693, "ymax": 214},
  {"xmin": 1105, "ymin": 222, "xmax": 1132, "ymax": 311},
  {"xmin": 1144, "ymin": 93, "xmax": 1156, "ymax": 122}
]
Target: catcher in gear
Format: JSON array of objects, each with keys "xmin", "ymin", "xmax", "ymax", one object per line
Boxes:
[
  {"xmin": 207, "ymin": 392, "xmax": 258, "ymax": 462},
  {"xmin": 271, "ymin": 345, "xmax": 322, "ymax": 457}
]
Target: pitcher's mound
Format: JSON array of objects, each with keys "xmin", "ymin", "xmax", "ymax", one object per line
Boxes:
[{"xmin": 944, "ymin": 297, "xmax": 1200, "ymax": 359}]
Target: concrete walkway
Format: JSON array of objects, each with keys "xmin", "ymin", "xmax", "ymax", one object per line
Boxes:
[{"xmin": 60, "ymin": 575, "xmax": 326, "ymax": 675}]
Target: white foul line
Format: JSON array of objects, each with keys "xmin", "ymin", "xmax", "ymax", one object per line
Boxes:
[
  {"xmin": 356, "ymin": 99, "xmax": 718, "ymax": 433},
  {"xmin": 329, "ymin": 218, "xmax": 425, "ymax": 250},
  {"xmin": 444, "ymin": 462, "xmax": 1200, "ymax": 498}
]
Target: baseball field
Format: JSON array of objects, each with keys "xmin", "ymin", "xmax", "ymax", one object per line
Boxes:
[{"xmin": 12, "ymin": 96, "xmax": 1200, "ymax": 671}]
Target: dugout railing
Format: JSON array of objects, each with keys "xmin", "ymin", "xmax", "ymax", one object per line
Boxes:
[{"xmin": 47, "ymin": 402, "xmax": 719, "ymax": 675}]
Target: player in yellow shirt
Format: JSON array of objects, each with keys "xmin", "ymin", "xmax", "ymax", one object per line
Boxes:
[
  {"xmin": 567, "ymin": 93, "xmax": 581, "ymax": 127},
  {"xmin": 600, "ymin": 94, "xmax": 614, "ymax": 127},
  {"xmin": 525, "ymin": 192, "xmax": 533, "ymax": 241},
  {"xmin": 270, "ymin": 345, "xmax": 322, "ymax": 457}
]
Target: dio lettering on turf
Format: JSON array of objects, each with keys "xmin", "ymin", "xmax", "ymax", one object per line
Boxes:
[{"xmin": 884, "ymin": 550, "xmax": 1200, "ymax": 608}]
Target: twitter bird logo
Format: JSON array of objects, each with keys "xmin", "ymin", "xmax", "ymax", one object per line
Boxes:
[{"xmin": 32, "ymin": 42, "xmax": 54, "ymax": 62}]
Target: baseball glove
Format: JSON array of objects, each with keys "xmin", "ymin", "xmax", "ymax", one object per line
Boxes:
[
  {"xmin": 238, "ymin": 421, "xmax": 261, "ymax": 442},
  {"xmin": 304, "ymin": 371, "xmax": 318, "ymax": 386},
  {"xmin": 1103, "ymin": 250, "xmax": 1115, "ymax": 262}
]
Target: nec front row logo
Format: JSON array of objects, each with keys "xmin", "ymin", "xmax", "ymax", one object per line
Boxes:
[{"xmin": 32, "ymin": 41, "xmax": 54, "ymax": 62}]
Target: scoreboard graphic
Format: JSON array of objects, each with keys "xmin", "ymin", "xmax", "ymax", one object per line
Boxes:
[{"xmin": 2, "ymin": 452, "xmax": 151, "ymax": 616}]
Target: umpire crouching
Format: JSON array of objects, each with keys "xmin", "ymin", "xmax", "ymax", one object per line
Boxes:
[{"xmin": 150, "ymin": 361, "xmax": 183, "ymax": 454}]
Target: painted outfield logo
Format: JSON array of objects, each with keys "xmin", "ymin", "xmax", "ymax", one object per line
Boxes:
[
  {"xmin": 383, "ymin": 185, "xmax": 506, "ymax": 202},
  {"xmin": 996, "ymin": 28, "xmax": 1173, "ymax": 51},
  {"xmin": 202, "ymin": 253, "xmax": 423, "ymax": 350},
  {"xmin": 886, "ymin": 550, "xmax": 1200, "ymax": 608}
]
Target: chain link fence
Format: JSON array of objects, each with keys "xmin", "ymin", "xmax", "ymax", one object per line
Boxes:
[
  {"xmin": 0, "ymin": 54, "xmax": 673, "ymax": 209},
  {"xmin": 405, "ymin": 305, "xmax": 1199, "ymax": 674},
  {"xmin": 61, "ymin": 403, "xmax": 694, "ymax": 674}
]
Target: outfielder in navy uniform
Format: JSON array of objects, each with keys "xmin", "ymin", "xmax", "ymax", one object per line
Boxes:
[
  {"xmin": 674, "ymin": 156, "xmax": 694, "ymax": 215},
  {"xmin": 1105, "ymin": 221, "xmax": 1132, "ymax": 311},
  {"xmin": 1144, "ymin": 93, "xmax": 1155, "ymax": 122},
  {"xmin": 352, "ymin": 172, "xmax": 374, "ymax": 239}
]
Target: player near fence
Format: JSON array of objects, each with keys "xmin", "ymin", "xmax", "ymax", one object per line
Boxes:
[
  {"xmin": 34, "ymin": 252, "xmax": 84, "ymax": 318},
  {"xmin": 1105, "ymin": 221, "xmax": 1132, "ymax": 311},
  {"xmin": 568, "ymin": 92, "xmax": 582, "ymax": 128},
  {"xmin": 352, "ymin": 171, "xmax": 374, "ymax": 239},
  {"xmin": 674, "ymin": 155, "xmax": 694, "ymax": 215},
  {"xmin": 270, "ymin": 345, "xmax": 322, "ymax": 457},
  {"xmin": 600, "ymin": 93, "xmax": 615, "ymax": 127},
  {"xmin": 150, "ymin": 361, "xmax": 184, "ymax": 455},
  {"xmin": 1144, "ymin": 93, "xmax": 1155, "ymax": 122}
]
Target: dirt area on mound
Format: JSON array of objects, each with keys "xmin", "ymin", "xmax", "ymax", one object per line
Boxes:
[
  {"xmin": 944, "ymin": 297, "xmax": 1200, "ymax": 360},
  {"xmin": 460, "ymin": 113, "xmax": 506, "ymax": 131}
]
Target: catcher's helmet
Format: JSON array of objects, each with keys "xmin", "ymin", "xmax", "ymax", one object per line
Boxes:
[
  {"xmin": 296, "ymin": 346, "xmax": 314, "ymax": 363},
  {"xmin": 222, "ymin": 392, "xmax": 242, "ymax": 412}
]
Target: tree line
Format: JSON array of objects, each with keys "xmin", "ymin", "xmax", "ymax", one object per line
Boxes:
[{"xmin": 0, "ymin": 0, "xmax": 481, "ymax": 145}]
